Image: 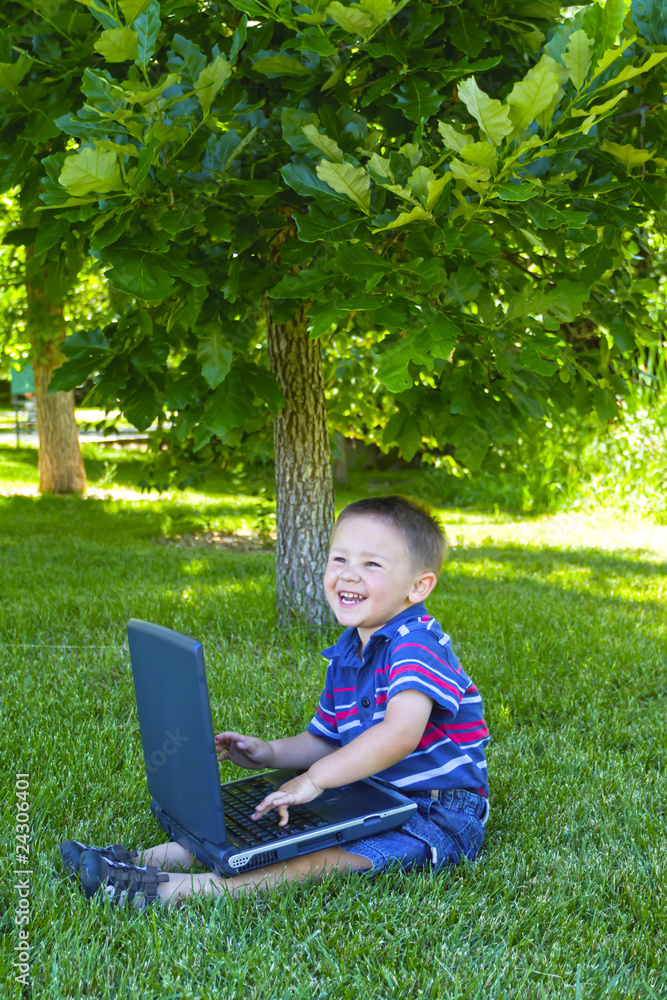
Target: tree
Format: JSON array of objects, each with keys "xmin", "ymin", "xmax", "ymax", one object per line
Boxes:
[
  {"xmin": 0, "ymin": 194, "xmax": 113, "ymax": 491},
  {"xmin": 2, "ymin": 0, "xmax": 666, "ymax": 619},
  {"xmin": 0, "ymin": 5, "xmax": 107, "ymax": 492}
]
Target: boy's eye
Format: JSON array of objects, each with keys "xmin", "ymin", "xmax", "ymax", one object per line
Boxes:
[{"xmin": 366, "ymin": 561, "xmax": 380, "ymax": 568}]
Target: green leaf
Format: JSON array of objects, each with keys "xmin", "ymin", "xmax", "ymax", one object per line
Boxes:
[
  {"xmin": 171, "ymin": 34, "xmax": 206, "ymax": 83},
  {"xmin": 296, "ymin": 11, "xmax": 329, "ymax": 24},
  {"xmin": 0, "ymin": 55, "xmax": 33, "ymax": 91},
  {"xmin": 93, "ymin": 27, "xmax": 139, "ymax": 62},
  {"xmin": 229, "ymin": 16, "xmax": 248, "ymax": 66},
  {"xmin": 519, "ymin": 344, "xmax": 559, "ymax": 376},
  {"xmin": 583, "ymin": 0, "xmax": 629, "ymax": 54},
  {"xmin": 203, "ymin": 130, "xmax": 242, "ymax": 172},
  {"xmin": 358, "ymin": 0, "xmax": 396, "ymax": 27},
  {"xmin": 632, "ymin": 0, "xmax": 667, "ymax": 44},
  {"xmin": 375, "ymin": 335, "xmax": 433, "ymax": 393},
  {"xmin": 578, "ymin": 241, "xmax": 615, "ymax": 283},
  {"xmin": 194, "ymin": 55, "xmax": 231, "ymax": 115},
  {"xmin": 448, "ymin": 159, "xmax": 490, "ymax": 192},
  {"xmin": 593, "ymin": 386, "xmax": 618, "ymax": 421},
  {"xmin": 34, "ymin": 215, "xmax": 71, "ymax": 256},
  {"xmin": 426, "ymin": 174, "xmax": 451, "ymax": 210},
  {"xmin": 302, "ymin": 124, "xmax": 344, "ymax": 162},
  {"xmin": 506, "ymin": 56, "xmax": 562, "ymax": 134},
  {"xmin": 496, "ymin": 181, "xmax": 539, "ymax": 201},
  {"xmin": 268, "ymin": 268, "xmax": 331, "ymax": 298},
  {"xmin": 453, "ymin": 422, "xmax": 489, "ymax": 470},
  {"xmin": 316, "ymin": 160, "xmax": 371, "ymax": 212},
  {"xmin": 597, "ymin": 51, "xmax": 667, "ymax": 91},
  {"xmin": 437, "ymin": 123, "xmax": 473, "ymax": 154},
  {"xmin": 367, "ymin": 152, "xmax": 394, "ymax": 181},
  {"xmin": 281, "ymin": 108, "xmax": 320, "ymax": 153},
  {"xmin": 295, "ymin": 205, "xmax": 361, "ymax": 242},
  {"xmin": 105, "ymin": 251, "xmax": 175, "ymax": 300},
  {"xmin": 159, "ymin": 200, "xmax": 206, "ymax": 235},
  {"xmin": 120, "ymin": 72, "xmax": 180, "ymax": 105},
  {"xmin": 48, "ymin": 327, "xmax": 110, "ymax": 393},
  {"xmin": 407, "ymin": 165, "xmax": 435, "ymax": 204},
  {"xmin": 601, "ymin": 139, "xmax": 654, "ymax": 171},
  {"xmin": 382, "ymin": 183, "xmax": 415, "ymax": 205},
  {"xmin": 58, "ymin": 148, "xmax": 123, "ymax": 196},
  {"xmin": 0, "ymin": 140, "xmax": 33, "ymax": 194},
  {"xmin": 542, "ymin": 281, "xmax": 590, "ymax": 323},
  {"xmin": 281, "ymin": 161, "xmax": 348, "ymax": 204},
  {"xmin": 372, "ymin": 205, "xmax": 434, "ymax": 231},
  {"xmin": 197, "ymin": 323, "xmax": 233, "ymax": 389},
  {"xmin": 326, "ymin": 2, "xmax": 374, "ymax": 35},
  {"xmin": 229, "ymin": 0, "xmax": 266, "ymax": 17},
  {"xmin": 449, "ymin": 9, "xmax": 491, "ymax": 58},
  {"xmin": 119, "ymin": 0, "xmax": 152, "ymax": 22},
  {"xmin": 571, "ymin": 89, "xmax": 627, "ymax": 119},
  {"xmin": 457, "ymin": 77, "xmax": 513, "ymax": 145},
  {"xmin": 73, "ymin": 0, "xmax": 117, "ymax": 29},
  {"xmin": 460, "ymin": 142, "xmax": 498, "ymax": 172},
  {"xmin": 561, "ymin": 30, "xmax": 593, "ymax": 91},
  {"xmin": 393, "ymin": 77, "xmax": 443, "ymax": 123},
  {"xmin": 330, "ymin": 243, "xmax": 393, "ymax": 280},
  {"xmin": 3, "ymin": 227, "xmax": 36, "ymax": 247},
  {"xmin": 134, "ymin": 0, "xmax": 161, "ymax": 70},
  {"xmin": 203, "ymin": 373, "xmax": 250, "ymax": 439},
  {"xmin": 253, "ymin": 54, "xmax": 311, "ymax": 76}
]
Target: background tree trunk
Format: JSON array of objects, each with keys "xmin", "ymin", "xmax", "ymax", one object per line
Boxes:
[
  {"xmin": 26, "ymin": 269, "xmax": 86, "ymax": 495},
  {"xmin": 266, "ymin": 302, "xmax": 335, "ymax": 627},
  {"xmin": 33, "ymin": 341, "xmax": 86, "ymax": 494}
]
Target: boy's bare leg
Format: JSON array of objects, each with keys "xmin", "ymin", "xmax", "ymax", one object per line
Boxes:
[
  {"xmin": 137, "ymin": 841, "xmax": 196, "ymax": 872},
  {"xmin": 155, "ymin": 847, "xmax": 372, "ymax": 905}
]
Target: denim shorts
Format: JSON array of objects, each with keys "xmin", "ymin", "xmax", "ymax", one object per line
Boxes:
[{"xmin": 344, "ymin": 788, "xmax": 489, "ymax": 875}]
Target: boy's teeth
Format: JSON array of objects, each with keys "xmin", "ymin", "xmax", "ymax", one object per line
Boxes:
[{"xmin": 340, "ymin": 592, "xmax": 365, "ymax": 605}]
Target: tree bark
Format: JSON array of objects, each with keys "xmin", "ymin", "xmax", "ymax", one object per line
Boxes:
[
  {"xmin": 266, "ymin": 302, "xmax": 335, "ymax": 627},
  {"xmin": 26, "ymin": 269, "xmax": 86, "ymax": 495},
  {"xmin": 33, "ymin": 341, "xmax": 86, "ymax": 495}
]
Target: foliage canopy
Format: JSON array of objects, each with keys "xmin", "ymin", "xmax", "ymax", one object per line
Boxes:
[{"xmin": 1, "ymin": 0, "xmax": 666, "ymax": 468}]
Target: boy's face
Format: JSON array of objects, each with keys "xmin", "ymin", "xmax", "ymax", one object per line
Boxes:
[{"xmin": 324, "ymin": 514, "xmax": 436, "ymax": 647}]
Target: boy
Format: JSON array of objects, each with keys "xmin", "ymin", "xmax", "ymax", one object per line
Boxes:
[{"xmin": 60, "ymin": 496, "xmax": 489, "ymax": 909}]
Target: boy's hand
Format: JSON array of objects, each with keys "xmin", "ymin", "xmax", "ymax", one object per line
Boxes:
[
  {"xmin": 215, "ymin": 731, "xmax": 274, "ymax": 770},
  {"xmin": 251, "ymin": 772, "xmax": 323, "ymax": 827}
]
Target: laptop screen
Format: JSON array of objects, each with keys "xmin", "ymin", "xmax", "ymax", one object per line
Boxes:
[{"xmin": 127, "ymin": 619, "xmax": 226, "ymax": 845}]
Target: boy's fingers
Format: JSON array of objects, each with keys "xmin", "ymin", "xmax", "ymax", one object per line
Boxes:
[
  {"xmin": 277, "ymin": 804, "xmax": 290, "ymax": 826},
  {"xmin": 252, "ymin": 792, "xmax": 293, "ymax": 820}
]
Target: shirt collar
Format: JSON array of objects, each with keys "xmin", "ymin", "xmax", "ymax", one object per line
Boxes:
[{"xmin": 321, "ymin": 603, "xmax": 428, "ymax": 661}]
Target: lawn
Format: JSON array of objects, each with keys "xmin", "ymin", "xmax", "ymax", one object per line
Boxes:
[{"xmin": 1, "ymin": 443, "xmax": 666, "ymax": 999}]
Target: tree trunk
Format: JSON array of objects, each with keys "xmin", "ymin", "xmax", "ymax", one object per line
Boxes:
[
  {"xmin": 26, "ymin": 269, "xmax": 86, "ymax": 495},
  {"xmin": 266, "ymin": 302, "xmax": 335, "ymax": 627},
  {"xmin": 33, "ymin": 342, "xmax": 86, "ymax": 494}
]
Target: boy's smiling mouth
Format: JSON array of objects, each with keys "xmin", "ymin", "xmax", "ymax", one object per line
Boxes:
[{"xmin": 338, "ymin": 591, "xmax": 366, "ymax": 606}]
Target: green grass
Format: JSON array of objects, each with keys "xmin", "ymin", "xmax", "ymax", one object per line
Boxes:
[{"xmin": 1, "ymin": 444, "xmax": 666, "ymax": 999}]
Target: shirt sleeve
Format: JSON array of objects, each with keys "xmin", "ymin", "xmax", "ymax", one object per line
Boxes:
[
  {"xmin": 306, "ymin": 662, "xmax": 342, "ymax": 746},
  {"xmin": 386, "ymin": 630, "xmax": 469, "ymax": 719}
]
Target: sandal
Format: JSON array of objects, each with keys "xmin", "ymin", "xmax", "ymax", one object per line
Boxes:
[
  {"xmin": 79, "ymin": 851, "xmax": 169, "ymax": 910},
  {"xmin": 58, "ymin": 840, "xmax": 138, "ymax": 881}
]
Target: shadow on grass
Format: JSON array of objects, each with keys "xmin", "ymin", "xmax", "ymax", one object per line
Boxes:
[
  {"xmin": 0, "ymin": 491, "xmax": 267, "ymax": 541},
  {"xmin": 451, "ymin": 543, "xmax": 667, "ymax": 580}
]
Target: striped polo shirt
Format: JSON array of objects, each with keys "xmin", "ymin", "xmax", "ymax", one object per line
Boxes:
[{"xmin": 307, "ymin": 603, "xmax": 489, "ymax": 796}]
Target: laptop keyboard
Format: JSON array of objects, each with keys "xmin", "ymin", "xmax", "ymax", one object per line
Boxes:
[{"xmin": 221, "ymin": 776, "xmax": 329, "ymax": 845}]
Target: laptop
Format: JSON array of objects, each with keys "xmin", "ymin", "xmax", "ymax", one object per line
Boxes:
[{"xmin": 127, "ymin": 619, "xmax": 417, "ymax": 877}]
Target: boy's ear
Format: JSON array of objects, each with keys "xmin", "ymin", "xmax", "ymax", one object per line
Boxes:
[{"xmin": 408, "ymin": 571, "xmax": 438, "ymax": 604}]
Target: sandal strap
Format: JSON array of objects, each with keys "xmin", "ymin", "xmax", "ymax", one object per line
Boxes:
[
  {"xmin": 99, "ymin": 860, "xmax": 169, "ymax": 905},
  {"xmin": 105, "ymin": 844, "xmax": 138, "ymax": 864}
]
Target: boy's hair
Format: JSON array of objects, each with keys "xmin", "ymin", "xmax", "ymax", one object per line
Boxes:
[{"xmin": 333, "ymin": 495, "xmax": 447, "ymax": 575}]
